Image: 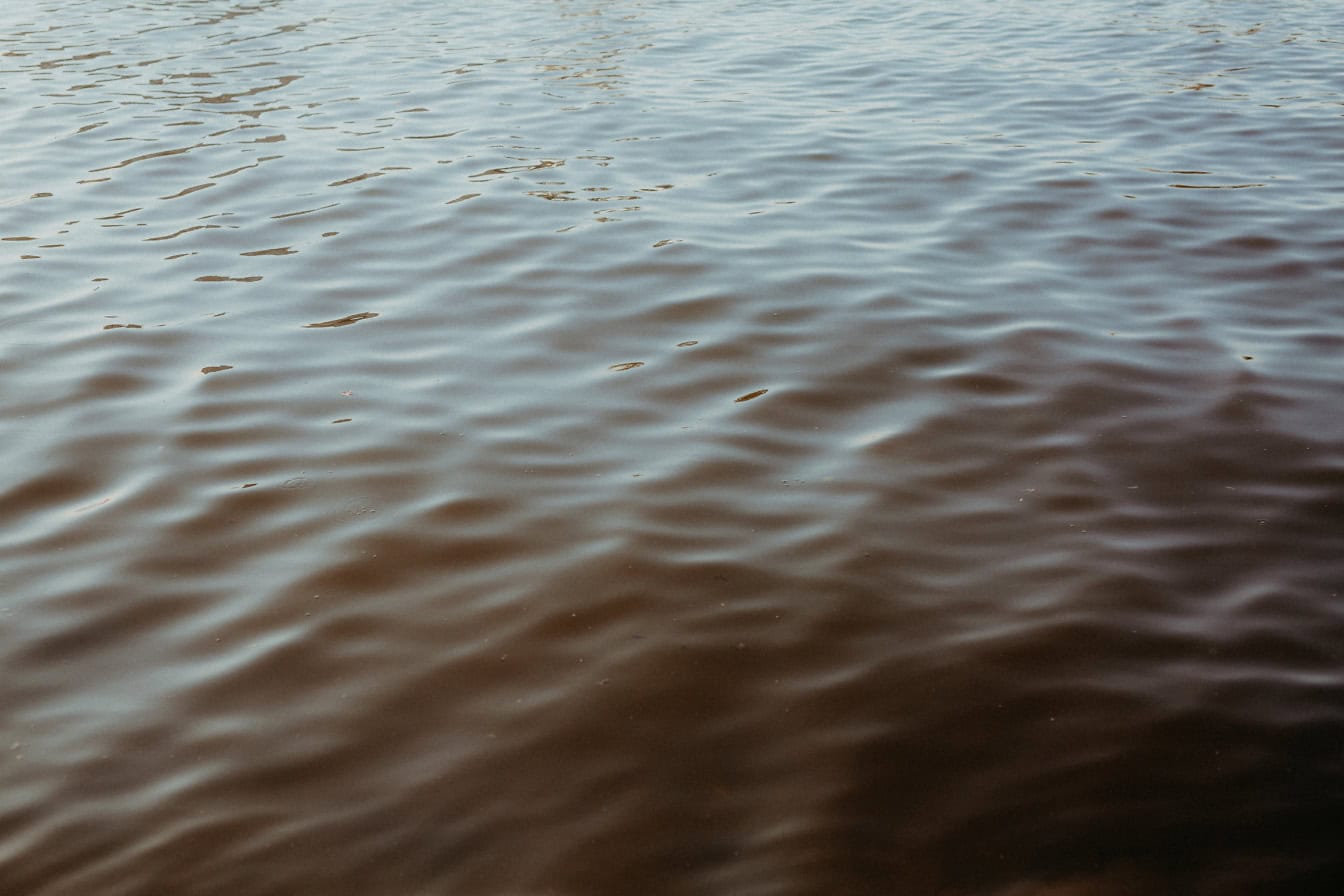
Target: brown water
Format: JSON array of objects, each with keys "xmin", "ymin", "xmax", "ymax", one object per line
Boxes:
[{"xmin": 3, "ymin": 1, "xmax": 1344, "ymax": 893}]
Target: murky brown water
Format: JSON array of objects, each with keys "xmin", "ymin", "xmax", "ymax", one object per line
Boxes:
[{"xmin": 4, "ymin": 1, "xmax": 1344, "ymax": 893}]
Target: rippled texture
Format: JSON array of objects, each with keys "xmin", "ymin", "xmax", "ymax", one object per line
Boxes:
[{"xmin": 3, "ymin": 1, "xmax": 1343, "ymax": 893}]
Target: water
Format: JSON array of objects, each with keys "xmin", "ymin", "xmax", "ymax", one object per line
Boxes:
[{"xmin": 3, "ymin": 1, "xmax": 1343, "ymax": 892}]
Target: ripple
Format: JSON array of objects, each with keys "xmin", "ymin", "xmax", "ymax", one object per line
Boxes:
[
  {"xmin": 4, "ymin": 0, "xmax": 1344, "ymax": 893},
  {"xmin": 303, "ymin": 312, "xmax": 379, "ymax": 328}
]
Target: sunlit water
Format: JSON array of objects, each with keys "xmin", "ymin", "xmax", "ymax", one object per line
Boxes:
[{"xmin": 3, "ymin": 1, "xmax": 1343, "ymax": 893}]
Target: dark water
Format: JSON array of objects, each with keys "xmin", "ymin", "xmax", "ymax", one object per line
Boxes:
[{"xmin": 3, "ymin": 0, "xmax": 1344, "ymax": 892}]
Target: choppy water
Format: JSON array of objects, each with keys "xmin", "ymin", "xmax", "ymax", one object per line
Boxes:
[{"xmin": 3, "ymin": 0, "xmax": 1344, "ymax": 893}]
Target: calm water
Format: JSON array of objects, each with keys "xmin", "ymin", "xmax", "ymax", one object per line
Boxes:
[{"xmin": 3, "ymin": 0, "xmax": 1343, "ymax": 893}]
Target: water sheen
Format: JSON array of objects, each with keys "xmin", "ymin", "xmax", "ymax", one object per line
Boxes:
[{"xmin": 3, "ymin": 1, "xmax": 1343, "ymax": 893}]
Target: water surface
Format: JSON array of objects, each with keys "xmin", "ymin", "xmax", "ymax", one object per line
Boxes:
[{"xmin": 3, "ymin": 1, "xmax": 1343, "ymax": 893}]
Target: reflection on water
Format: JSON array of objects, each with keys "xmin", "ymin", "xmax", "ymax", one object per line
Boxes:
[
  {"xmin": 303, "ymin": 312, "xmax": 379, "ymax": 328},
  {"xmin": 3, "ymin": 0, "xmax": 1344, "ymax": 893}
]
